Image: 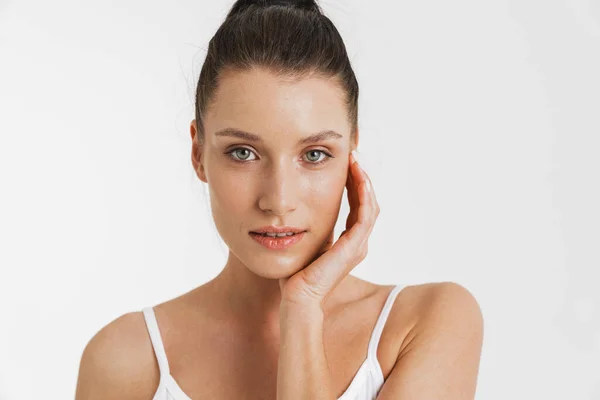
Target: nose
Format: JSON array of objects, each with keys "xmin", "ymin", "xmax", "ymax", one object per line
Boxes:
[{"xmin": 258, "ymin": 160, "xmax": 298, "ymax": 216}]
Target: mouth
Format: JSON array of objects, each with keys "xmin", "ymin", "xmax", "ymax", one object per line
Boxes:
[
  {"xmin": 248, "ymin": 230, "xmax": 307, "ymax": 250},
  {"xmin": 249, "ymin": 231, "xmax": 305, "ymax": 237}
]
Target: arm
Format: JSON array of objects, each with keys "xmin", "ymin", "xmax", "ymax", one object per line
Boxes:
[
  {"xmin": 276, "ymin": 301, "xmax": 335, "ymax": 400},
  {"xmin": 376, "ymin": 282, "xmax": 484, "ymax": 399}
]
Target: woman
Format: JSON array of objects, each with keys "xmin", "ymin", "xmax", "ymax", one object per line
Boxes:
[{"xmin": 75, "ymin": 1, "xmax": 483, "ymax": 399}]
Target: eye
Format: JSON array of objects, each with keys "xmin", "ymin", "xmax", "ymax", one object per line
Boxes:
[
  {"xmin": 225, "ymin": 147, "xmax": 333, "ymax": 165},
  {"xmin": 303, "ymin": 149, "xmax": 333, "ymax": 165},
  {"xmin": 227, "ymin": 147, "xmax": 257, "ymax": 162}
]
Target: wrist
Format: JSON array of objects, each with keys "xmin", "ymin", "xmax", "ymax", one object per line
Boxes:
[{"xmin": 280, "ymin": 299, "xmax": 324, "ymax": 320}]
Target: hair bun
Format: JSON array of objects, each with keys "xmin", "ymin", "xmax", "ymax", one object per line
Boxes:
[{"xmin": 227, "ymin": 0, "xmax": 322, "ymax": 18}]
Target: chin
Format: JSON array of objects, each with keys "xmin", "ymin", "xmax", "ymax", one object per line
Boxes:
[{"xmin": 244, "ymin": 254, "xmax": 307, "ymax": 280}]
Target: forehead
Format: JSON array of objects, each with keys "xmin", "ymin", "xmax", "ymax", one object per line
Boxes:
[{"xmin": 204, "ymin": 68, "xmax": 350, "ymax": 140}]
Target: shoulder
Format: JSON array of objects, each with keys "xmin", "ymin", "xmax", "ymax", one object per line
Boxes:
[
  {"xmin": 374, "ymin": 282, "xmax": 483, "ymax": 397},
  {"xmin": 387, "ymin": 281, "xmax": 484, "ymax": 358},
  {"xmin": 404, "ymin": 281, "xmax": 482, "ymax": 321},
  {"xmin": 398, "ymin": 282, "xmax": 483, "ymax": 358},
  {"xmin": 75, "ymin": 310, "xmax": 159, "ymax": 400}
]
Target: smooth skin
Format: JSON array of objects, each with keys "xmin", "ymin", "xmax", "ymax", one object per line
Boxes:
[{"xmin": 75, "ymin": 67, "xmax": 483, "ymax": 399}]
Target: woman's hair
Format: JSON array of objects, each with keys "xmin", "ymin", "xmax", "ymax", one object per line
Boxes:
[{"xmin": 194, "ymin": 0, "xmax": 359, "ymax": 146}]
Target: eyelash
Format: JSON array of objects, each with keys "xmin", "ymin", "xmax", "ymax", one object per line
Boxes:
[{"xmin": 225, "ymin": 147, "xmax": 334, "ymax": 165}]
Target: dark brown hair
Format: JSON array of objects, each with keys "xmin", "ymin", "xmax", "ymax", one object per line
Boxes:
[{"xmin": 194, "ymin": 0, "xmax": 359, "ymax": 145}]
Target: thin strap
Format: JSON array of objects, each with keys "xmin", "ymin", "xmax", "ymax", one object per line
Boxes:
[
  {"xmin": 142, "ymin": 306, "xmax": 171, "ymax": 375},
  {"xmin": 367, "ymin": 284, "xmax": 405, "ymax": 358}
]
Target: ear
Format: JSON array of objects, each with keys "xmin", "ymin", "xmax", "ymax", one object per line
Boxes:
[{"xmin": 190, "ymin": 119, "xmax": 208, "ymax": 183}]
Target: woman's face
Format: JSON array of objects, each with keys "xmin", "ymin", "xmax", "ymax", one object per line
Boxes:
[{"xmin": 192, "ymin": 67, "xmax": 355, "ymax": 279}]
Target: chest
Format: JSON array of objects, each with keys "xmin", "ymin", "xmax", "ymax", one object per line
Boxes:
[{"xmin": 162, "ymin": 309, "xmax": 398, "ymax": 399}]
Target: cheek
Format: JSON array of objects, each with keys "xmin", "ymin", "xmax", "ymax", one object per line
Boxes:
[
  {"xmin": 208, "ymin": 172, "xmax": 255, "ymax": 231},
  {"xmin": 306, "ymin": 170, "xmax": 346, "ymax": 215}
]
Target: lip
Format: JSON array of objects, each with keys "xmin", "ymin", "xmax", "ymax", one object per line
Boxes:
[
  {"xmin": 249, "ymin": 231, "xmax": 306, "ymax": 250},
  {"xmin": 250, "ymin": 226, "xmax": 307, "ymax": 234}
]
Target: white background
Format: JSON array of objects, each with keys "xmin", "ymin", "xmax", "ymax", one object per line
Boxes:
[{"xmin": 1, "ymin": 0, "xmax": 599, "ymax": 399}]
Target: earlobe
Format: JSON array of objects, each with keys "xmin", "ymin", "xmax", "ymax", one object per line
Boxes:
[
  {"xmin": 197, "ymin": 165, "xmax": 208, "ymax": 183},
  {"xmin": 190, "ymin": 119, "xmax": 208, "ymax": 183},
  {"xmin": 194, "ymin": 148, "xmax": 208, "ymax": 183}
]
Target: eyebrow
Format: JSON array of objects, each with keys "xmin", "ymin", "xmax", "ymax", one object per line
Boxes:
[{"xmin": 214, "ymin": 128, "xmax": 343, "ymax": 144}]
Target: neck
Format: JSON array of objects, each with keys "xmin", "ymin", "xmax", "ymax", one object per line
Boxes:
[
  {"xmin": 207, "ymin": 250, "xmax": 361, "ymax": 337},
  {"xmin": 210, "ymin": 252, "xmax": 284, "ymax": 336}
]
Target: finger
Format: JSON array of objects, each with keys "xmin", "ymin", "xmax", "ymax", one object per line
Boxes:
[
  {"xmin": 362, "ymin": 167, "xmax": 379, "ymax": 221},
  {"xmin": 347, "ymin": 160, "xmax": 378, "ymax": 247},
  {"xmin": 354, "ymin": 155, "xmax": 379, "ymax": 219},
  {"xmin": 341, "ymin": 167, "xmax": 371, "ymax": 250},
  {"xmin": 344, "ymin": 155, "xmax": 360, "ymax": 231},
  {"xmin": 352, "ymin": 157, "xmax": 378, "ymax": 220},
  {"xmin": 346, "ymin": 154, "xmax": 359, "ymax": 207},
  {"xmin": 366, "ymin": 177, "xmax": 380, "ymax": 227},
  {"xmin": 360, "ymin": 168, "xmax": 379, "ymax": 240}
]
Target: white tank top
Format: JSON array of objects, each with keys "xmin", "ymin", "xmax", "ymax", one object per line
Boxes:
[{"xmin": 142, "ymin": 284, "xmax": 405, "ymax": 400}]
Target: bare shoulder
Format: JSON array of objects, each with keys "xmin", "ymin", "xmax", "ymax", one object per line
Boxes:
[
  {"xmin": 376, "ymin": 281, "xmax": 483, "ymax": 363},
  {"xmin": 75, "ymin": 310, "xmax": 159, "ymax": 400},
  {"xmin": 375, "ymin": 281, "xmax": 484, "ymax": 398},
  {"xmin": 393, "ymin": 281, "xmax": 483, "ymax": 351},
  {"xmin": 369, "ymin": 282, "xmax": 484, "ymax": 398},
  {"xmin": 398, "ymin": 281, "xmax": 482, "ymax": 317}
]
